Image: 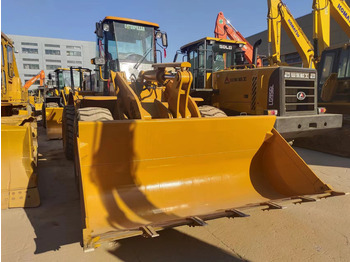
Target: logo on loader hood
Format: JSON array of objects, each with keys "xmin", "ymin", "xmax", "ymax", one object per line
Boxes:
[{"xmin": 297, "ymin": 91, "xmax": 306, "ymax": 100}]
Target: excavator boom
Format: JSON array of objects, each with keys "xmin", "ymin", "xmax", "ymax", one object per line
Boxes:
[
  {"xmin": 214, "ymin": 12, "xmax": 262, "ymax": 66},
  {"xmin": 23, "ymin": 70, "xmax": 45, "ymax": 90},
  {"xmin": 268, "ymin": 0, "xmax": 316, "ymax": 68},
  {"xmin": 313, "ymin": 0, "xmax": 350, "ymax": 56}
]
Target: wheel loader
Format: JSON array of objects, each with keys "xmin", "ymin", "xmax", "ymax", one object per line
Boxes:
[
  {"xmin": 64, "ymin": 17, "xmax": 346, "ymax": 251},
  {"xmin": 176, "ymin": 37, "xmax": 342, "ymax": 140},
  {"xmin": 42, "ymin": 67, "xmax": 92, "ymax": 139},
  {"xmin": 1, "ymin": 32, "xmax": 39, "ymax": 209}
]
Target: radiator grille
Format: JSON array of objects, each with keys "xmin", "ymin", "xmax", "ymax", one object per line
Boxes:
[{"xmin": 284, "ymin": 79, "xmax": 316, "ymax": 113}]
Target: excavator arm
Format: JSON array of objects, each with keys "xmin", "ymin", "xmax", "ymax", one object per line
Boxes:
[
  {"xmin": 23, "ymin": 70, "xmax": 45, "ymax": 90},
  {"xmin": 214, "ymin": 12, "xmax": 262, "ymax": 66},
  {"xmin": 313, "ymin": 0, "xmax": 350, "ymax": 57},
  {"xmin": 267, "ymin": 0, "xmax": 316, "ymax": 68}
]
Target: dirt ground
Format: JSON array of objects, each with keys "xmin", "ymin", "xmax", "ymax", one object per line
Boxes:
[{"xmin": 2, "ymin": 124, "xmax": 350, "ymax": 262}]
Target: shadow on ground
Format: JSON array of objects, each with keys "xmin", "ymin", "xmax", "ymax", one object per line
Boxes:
[
  {"xmin": 108, "ymin": 229, "xmax": 247, "ymax": 262},
  {"xmin": 294, "ymin": 147, "xmax": 350, "ymax": 168},
  {"xmin": 25, "ymin": 123, "xmax": 82, "ymax": 254}
]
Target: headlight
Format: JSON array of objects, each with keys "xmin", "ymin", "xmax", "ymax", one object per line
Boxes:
[
  {"xmin": 155, "ymin": 31, "xmax": 162, "ymax": 39},
  {"xmin": 103, "ymin": 23, "xmax": 109, "ymax": 32}
]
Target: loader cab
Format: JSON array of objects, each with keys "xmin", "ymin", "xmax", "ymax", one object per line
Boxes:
[
  {"xmin": 54, "ymin": 67, "xmax": 92, "ymax": 92},
  {"xmin": 178, "ymin": 37, "xmax": 245, "ymax": 90},
  {"xmin": 94, "ymin": 17, "xmax": 168, "ymax": 93},
  {"xmin": 317, "ymin": 43, "xmax": 350, "ymax": 113}
]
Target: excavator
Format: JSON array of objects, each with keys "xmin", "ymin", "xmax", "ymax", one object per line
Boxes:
[
  {"xmin": 292, "ymin": 0, "xmax": 350, "ymax": 156},
  {"xmin": 267, "ymin": 0, "xmax": 349, "ymax": 156},
  {"xmin": 1, "ymin": 32, "xmax": 39, "ymax": 209},
  {"xmin": 267, "ymin": 0, "xmax": 317, "ymax": 69},
  {"xmin": 42, "ymin": 67, "xmax": 92, "ymax": 139},
  {"xmin": 64, "ymin": 16, "xmax": 345, "ymax": 251},
  {"xmin": 214, "ymin": 11, "xmax": 262, "ymax": 67},
  {"xmin": 24, "ymin": 70, "xmax": 45, "ymax": 113},
  {"xmin": 267, "ymin": 0, "xmax": 349, "ymax": 114},
  {"xmin": 312, "ymin": 0, "xmax": 350, "ymax": 114}
]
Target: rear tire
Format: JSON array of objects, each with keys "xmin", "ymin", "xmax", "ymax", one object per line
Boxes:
[
  {"xmin": 74, "ymin": 107, "xmax": 113, "ymax": 192},
  {"xmin": 77, "ymin": 107, "xmax": 114, "ymax": 122},
  {"xmin": 46, "ymin": 102, "xmax": 59, "ymax": 108},
  {"xmin": 198, "ymin": 105, "xmax": 227, "ymax": 118},
  {"xmin": 42, "ymin": 103, "xmax": 46, "ymax": 128},
  {"xmin": 62, "ymin": 105, "xmax": 75, "ymax": 160}
]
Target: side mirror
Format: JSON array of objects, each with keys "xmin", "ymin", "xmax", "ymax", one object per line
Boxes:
[
  {"xmin": 91, "ymin": 57, "xmax": 105, "ymax": 66},
  {"xmin": 95, "ymin": 22, "xmax": 104, "ymax": 39},
  {"xmin": 162, "ymin": 33, "xmax": 168, "ymax": 48}
]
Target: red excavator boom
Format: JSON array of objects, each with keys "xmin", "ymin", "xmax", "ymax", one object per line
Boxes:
[{"xmin": 214, "ymin": 12, "xmax": 262, "ymax": 67}]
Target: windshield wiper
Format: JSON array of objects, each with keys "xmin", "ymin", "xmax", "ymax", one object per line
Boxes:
[{"xmin": 134, "ymin": 47, "xmax": 152, "ymax": 70}]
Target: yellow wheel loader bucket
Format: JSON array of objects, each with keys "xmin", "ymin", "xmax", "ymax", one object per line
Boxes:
[
  {"xmin": 45, "ymin": 107, "xmax": 63, "ymax": 139},
  {"xmin": 1, "ymin": 124, "xmax": 39, "ymax": 209},
  {"xmin": 76, "ymin": 115, "xmax": 334, "ymax": 250}
]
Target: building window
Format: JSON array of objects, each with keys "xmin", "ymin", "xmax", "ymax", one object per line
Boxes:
[
  {"xmin": 21, "ymin": 42, "xmax": 38, "ymax": 46},
  {"xmin": 23, "ymin": 64, "xmax": 40, "ymax": 69},
  {"xmin": 67, "ymin": 60, "xmax": 82, "ymax": 64},
  {"xmin": 25, "ymin": 79, "xmax": 40, "ymax": 85},
  {"xmin": 45, "ymin": 49, "xmax": 61, "ymax": 55},
  {"xmin": 46, "ymin": 59, "xmax": 61, "ymax": 63},
  {"xmin": 22, "ymin": 48, "xmax": 38, "ymax": 54},
  {"xmin": 45, "ymin": 44, "xmax": 60, "ymax": 48},
  {"xmin": 46, "ymin": 64, "xmax": 61, "ymax": 70},
  {"xmin": 66, "ymin": 50, "xmax": 81, "ymax": 56},
  {"xmin": 66, "ymin": 45, "xmax": 81, "ymax": 50},
  {"xmin": 23, "ymin": 58, "xmax": 39, "ymax": 62},
  {"xmin": 284, "ymin": 52, "xmax": 302, "ymax": 66},
  {"xmin": 24, "ymin": 74, "xmax": 37, "ymax": 77}
]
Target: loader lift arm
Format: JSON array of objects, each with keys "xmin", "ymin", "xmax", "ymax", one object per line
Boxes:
[
  {"xmin": 313, "ymin": 0, "xmax": 350, "ymax": 58},
  {"xmin": 214, "ymin": 12, "xmax": 262, "ymax": 66},
  {"xmin": 267, "ymin": 0, "xmax": 316, "ymax": 68}
]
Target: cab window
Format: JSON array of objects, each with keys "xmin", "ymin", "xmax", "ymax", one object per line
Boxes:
[
  {"xmin": 6, "ymin": 45, "xmax": 13, "ymax": 77},
  {"xmin": 319, "ymin": 51, "xmax": 336, "ymax": 85},
  {"xmin": 337, "ymin": 48, "xmax": 349, "ymax": 78}
]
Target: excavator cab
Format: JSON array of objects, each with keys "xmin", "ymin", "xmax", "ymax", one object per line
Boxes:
[
  {"xmin": 317, "ymin": 43, "xmax": 350, "ymax": 114},
  {"xmin": 179, "ymin": 37, "xmax": 245, "ymax": 91}
]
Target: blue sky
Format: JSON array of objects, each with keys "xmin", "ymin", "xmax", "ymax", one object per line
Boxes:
[{"xmin": 2, "ymin": 0, "xmax": 312, "ymax": 61}]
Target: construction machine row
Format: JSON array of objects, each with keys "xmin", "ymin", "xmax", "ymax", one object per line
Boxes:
[{"xmin": 1, "ymin": 0, "xmax": 349, "ymax": 252}]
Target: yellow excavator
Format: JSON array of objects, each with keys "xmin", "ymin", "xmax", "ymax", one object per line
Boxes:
[
  {"xmin": 267, "ymin": 0, "xmax": 349, "ymax": 114},
  {"xmin": 63, "ymin": 17, "xmax": 346, "ymax": 251},
  {"xmin": 292, "ymin": 0, "xmax": 350, "ymax": 156},
  {"xmin": 1, "ymin": 32, "xmax": 39, "ymax": 209},
  {"xmin": 313, "ymin": 0, "xmax": 350, "ymax": 114}
]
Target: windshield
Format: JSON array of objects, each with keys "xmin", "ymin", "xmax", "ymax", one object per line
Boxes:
[
  {"xmin": 114, "ymin": 21, "xmax": 154, "ymax": 64},
  {"xmin": 208, "ymin": 43, "xmax": 239, "ymax": 72},
  {"xmin": 57, "ymin": 70, "xmax": 81, "ymax": 89}
]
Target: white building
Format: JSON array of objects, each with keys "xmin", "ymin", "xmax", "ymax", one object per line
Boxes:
[{"xmin": 8, "ymin": 34, "xmax": 95, "ymax": 89}]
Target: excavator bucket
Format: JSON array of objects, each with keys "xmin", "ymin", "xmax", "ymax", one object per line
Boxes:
[
  {"xmin": 76, "ymin": 115, "xmax": 335, "ymax": 250},
  {"xmin": 1, "ymin": 123, "xmax": 40, "ymax": 209},
  {"xmin": 45, "ymin": 107, "xmax": 63, "ymax": 139}
]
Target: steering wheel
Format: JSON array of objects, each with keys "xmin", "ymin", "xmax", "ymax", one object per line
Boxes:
[{"xmin": 125, "ymin": 54, "xmax": 144, "ymax": 61}]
